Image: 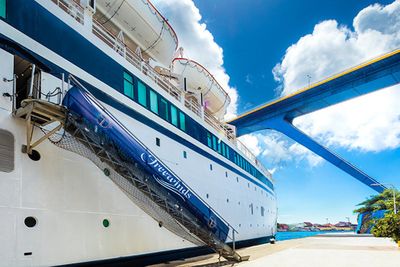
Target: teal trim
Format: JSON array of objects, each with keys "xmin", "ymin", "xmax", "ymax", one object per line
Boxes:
[{"xmin": 0, "ymin": 0, "xmax": 5, "ymax": 19}]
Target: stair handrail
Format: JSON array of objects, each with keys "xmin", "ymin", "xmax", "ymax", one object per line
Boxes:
[{"xmin": 66, "ymin": 74, "xmax": 239, "ymax": 241}]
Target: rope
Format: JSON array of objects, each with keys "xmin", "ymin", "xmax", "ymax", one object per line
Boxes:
[
  {"xmin": 99, "ymin": 0, "xmax": 126, "ymax": 26},
  {"xmin": 141, "ymin": 21, "xmax": 165, "ymax": 54}
]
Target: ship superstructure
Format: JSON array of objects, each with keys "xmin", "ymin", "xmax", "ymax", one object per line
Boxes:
[{"xmin": 0, "ymin": 1, "xmax": 276, "ymax": 266}]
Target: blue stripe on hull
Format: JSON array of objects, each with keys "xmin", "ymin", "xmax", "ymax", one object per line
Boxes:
[{"xmin": 1, "ymin": 0, "xmax": 274, "ymax": 193}]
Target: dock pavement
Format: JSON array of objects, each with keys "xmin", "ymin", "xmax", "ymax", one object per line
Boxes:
[{"xmin": 151, "ymin": 233, "xmax": 400, "ymax": 267}]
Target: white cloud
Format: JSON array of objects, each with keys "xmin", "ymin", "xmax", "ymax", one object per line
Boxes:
[
  {"xmin": 270, "ymin": 1, "xmax": 400, "ymax": 159},
  {"xmin": 239, "ymin": 132, "xmax": 323, "ymax": 169},
  {"xmin": 153, "ymin": 1, "xmax": 400, "ymax": 169},
  {"xmin": 238, "ymin": 134, "xmax": 261, "ymax": 157},
  {"xmin": 152, "ymin": 0, "xmax": 238, "ymax": 119}
]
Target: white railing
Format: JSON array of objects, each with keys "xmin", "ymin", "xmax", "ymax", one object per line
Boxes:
[
  {"xmin": 236, "ymin": 139, "xmax": 272, "ymax": 180},
  {"xmin": 53, "ymin": 0, "xmax": 84, "ymax": 24},
  {"xmin": 184, "ymin": 98, "xmax": 201, "ymax": 117},
  {"xmin": 52, "ymin": 0, "xmax": 272, "ymax": 180}
]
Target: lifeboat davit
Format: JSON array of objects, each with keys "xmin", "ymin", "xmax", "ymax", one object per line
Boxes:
[
  {"xmin": 96, "ymin": 0, "xmax": 178, "ymax": 67},
  {"xmin": 172, "ymin": 58, "xmax": 231, "ymax": 119}
]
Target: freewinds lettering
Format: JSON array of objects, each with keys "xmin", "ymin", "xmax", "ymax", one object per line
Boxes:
[{"xmin": 141, "ymin": 153, "xmax": 192, "ymax": 199}]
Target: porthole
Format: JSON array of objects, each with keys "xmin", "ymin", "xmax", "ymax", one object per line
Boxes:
[
  {"xmin": 226, "ymin": 198, "xmax": 229, "ymax": 203},
  {"xmin": 28, "ymin": 150, "xmax": 41, "ymax": 161},
  {"xmin": 24, "ymin": 216, "xmax": 37, "ymax": 228},
  {"xmin": 183, "ymin": 151, "xmax": 187, "ymax": 158},
  {"xmin": 102, "ymin": 219, "xmax": 110, "ymax": 228},
  {"xmin": 236, "ymin": 177, "xmax": 239, "ymax": 183},
  {"xmin": 206, "ymin": 193, "xmax": 209, "ymax": 199},
  {"xmin": 225, "ymin": 171, "xmax": 228, "ymax": 177},
  {"xmin": 103, "ymin": 168, "xmax": 110, "ymax": 176},
  {"xmin": 209, "ymin": 164, "xmax": 213, "ymax": 171}
]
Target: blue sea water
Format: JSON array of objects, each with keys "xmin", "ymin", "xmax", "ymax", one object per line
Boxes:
[{"xmin": 276, "ymin": 231, "xmax": 325, "ymax": 241}]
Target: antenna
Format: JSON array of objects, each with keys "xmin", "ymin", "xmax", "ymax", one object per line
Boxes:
[{"xmin": 307, "ymin": 74, "xmax": 311, "ymax": 87}]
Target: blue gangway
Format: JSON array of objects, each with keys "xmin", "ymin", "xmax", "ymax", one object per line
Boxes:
[{"xmin": 62, "ymin": 86, "xmax": 231, "ymax": 242}]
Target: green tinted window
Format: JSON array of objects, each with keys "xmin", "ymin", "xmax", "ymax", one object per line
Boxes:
[
  {"xmin": 212, "ymin": 135, "xmax": 217, "ymax": 151},
  {"xmin": 123, "ymin": 72, "xmax": 134, "ymax": 99},
  {"xmin": 171, "ymin": 105, "xmax": 178, "ymax": 127},
  {"xmin": 179, "ymin": 112, "xmax": 186, "ymax": 131},
  {"xmin": 159, "ymin": 98, "xmax": 169, "ymax": 120},
  {"xmin": 138, "ymin": 81, "xmax": 147, "ymax": 107},
  {"xmin": 207, "ymin": 132, "xmax": 212, "ymax": 148},
  {"xmin": 222, "ymin": 143, "xmax": 226, "ymax": 157},
  {"xmin": 150, "ymin": 90, "xmax": 158, "ymax": 114},
  {"xmin": 0, "ymin": 0, "xmax": 5, "ymax": 19}
]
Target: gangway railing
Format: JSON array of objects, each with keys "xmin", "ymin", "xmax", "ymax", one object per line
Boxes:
[{"xmin": 62, "ymin": 75, "xmax": 247, "ymax": 262}]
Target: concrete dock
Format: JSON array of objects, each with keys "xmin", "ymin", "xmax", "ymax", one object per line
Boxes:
[{"xmin": 152, "ymin": 233, "xmax": 400, "ymax": 267}]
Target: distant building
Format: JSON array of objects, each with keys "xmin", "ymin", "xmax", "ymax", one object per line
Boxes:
[
  {"xmin": 303, "ymin": 222, "xmax": 313, "ymax": 227},
  {"xmin": 277, "ymin": 223, "xmax": 289, "ymax": 231}
]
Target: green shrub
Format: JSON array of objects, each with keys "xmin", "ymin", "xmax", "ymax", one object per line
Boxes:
[{"xmin": 371, "ymin": 212, "xmax": 400, "ymax": 242}]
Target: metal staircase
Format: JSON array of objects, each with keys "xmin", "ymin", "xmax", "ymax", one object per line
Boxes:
[
  {"xmin": 14, "ymin": 98, "xmax": 66, "ymax": 155},
  {"xmin": 14, "ymin": 75, "xmax": 248, "ymax": 263}
]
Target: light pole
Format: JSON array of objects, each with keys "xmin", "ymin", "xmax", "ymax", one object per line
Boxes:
[{"xmin": 371, "ymin": 183, "xmax": 397, "ymax": 215}]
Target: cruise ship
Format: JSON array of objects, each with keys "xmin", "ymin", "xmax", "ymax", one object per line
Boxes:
[{"xmin": 0, "ymin": 0, "xmax": 277, "ymax": 266}]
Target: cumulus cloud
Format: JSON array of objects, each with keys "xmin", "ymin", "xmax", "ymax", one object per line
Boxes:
[
  {"xmin": 239, "ymin": 133, "xmax": 323, "ymax": 169},
  {"xmin": 152, "ymin": 0, "xmax": 238, "ymax": 119},
  {"xmin": 238, "ymin": 1, "xmax": 400, "ymax": 170},
  {"xmin": 265, "ymin": 1, "xmax": 400, "ymax": 164}
]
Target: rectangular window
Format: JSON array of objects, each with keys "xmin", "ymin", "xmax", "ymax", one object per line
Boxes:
[
  {"xmin": 171, "ymin": 105, "xmax": 178, "ymax": 127},
  {"xmin": 150, "ymin": 90, "xmax": 158, "ymax": 114},
  {"xmin": 123, "ymin": 72, "xmax": 134, "ymax": 99},
  {"xmin": 207, "ymin": 132, "xmax": 212, "ymax": 148},
  {"xmin": 212, "ymin": 135, "xmax": 217, "ymax": 151},
  {"xmin": 138, "ymin": 81, "xmax": 147, "ymax": 107},
  {"xmin": 217, "ymin": 140, "xmax": 221, "ymax": 154},
  {"xmin": 179, "ymin": 112, "xmax": 186, "ymax": 131},
  {"xmin": 159, "ymin": 98, "xmax": 169, "ymax": 121},
  {"xmin": 0, "ymin": 0, "xmax": 5, "ymax": 19},
  {"xmin": 226, "ymin": 147, "xmax": 230, "ymax": 159},
  {"xmin": 222, "ymin": 143, "xmax": 226, "ymax": 157}
]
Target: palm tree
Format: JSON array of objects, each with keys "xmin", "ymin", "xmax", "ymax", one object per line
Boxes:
[{"xmin": 354, "ymin": 189, "xmax": 400, "ymax": 214}]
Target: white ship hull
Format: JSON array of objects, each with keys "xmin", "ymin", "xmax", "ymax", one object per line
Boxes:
[{"xmin": 0, "ymin": 1, "xmax": 277, "ymax": 266}]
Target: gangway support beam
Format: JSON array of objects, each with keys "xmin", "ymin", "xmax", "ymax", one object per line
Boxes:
[
  {"xmin": 14, "ymin": 99, "xmax": 66, "ymax": 154},
  {"xmin": 229, "ymin": 49, "xmax": 400, "ymax": 193},
  {"xmin": 263, "ymin": 117, "xmax": 386, "ymax": 193}
]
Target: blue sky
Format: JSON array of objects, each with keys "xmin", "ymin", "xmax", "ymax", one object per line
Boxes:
[{"xmin": 156, "ymin": 0, "xmax": 400, "ymax": 224}]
